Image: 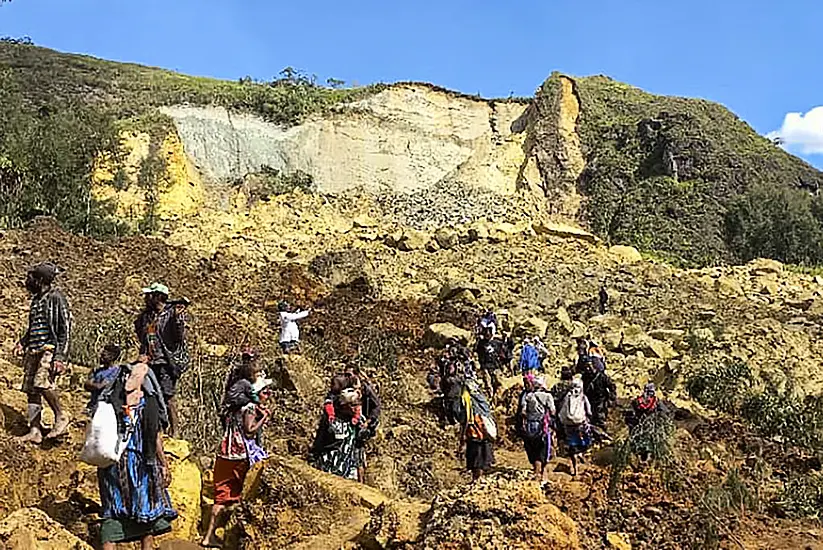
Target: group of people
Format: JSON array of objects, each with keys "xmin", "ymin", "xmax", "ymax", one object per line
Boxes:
[
  {"xmin": 12, "ymin": 261, "xmax": 668, "ymax": 547},
  {"xmin": 13, "ymin": 264, "xmax": 189, "ymax": 548},
  {"xmin": 430, "ymin": 310, "xmax": 664, "ymax": 479},
  {"xmin": 11, "ymin": 262, "xmax": 314, "ymax": 549}
]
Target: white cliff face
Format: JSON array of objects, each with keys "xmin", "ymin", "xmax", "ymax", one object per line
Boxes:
[{"xmin": 161, "ymin": 84, "xmax": 538, "ymax": 196}]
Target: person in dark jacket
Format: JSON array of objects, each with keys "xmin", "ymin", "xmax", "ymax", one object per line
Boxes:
[
  {"xmin": 580, "ymin": 357, "xmax": 616, "ymax": 429},
  {"xmin": 353, "ymin": 368, "xmax": 381, "ymax": 483},
  {"xmin": 14, "ymin": 263, "xmax": 72, "ymax": 444},
  {"xmin": 475, "ymin": 327, "xmax": 503, "ymax": 400},
  {"xmin": 134, "ymin": 282, "xmax": 188, "ymax": 436}
]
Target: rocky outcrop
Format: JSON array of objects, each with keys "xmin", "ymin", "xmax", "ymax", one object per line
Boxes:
[
  {"xmin": 418, "ymin": 474, "xmax": 580, "ymax": 549},
  {"xmin": 0, "ymin": 508, "xmax": 92, "ymax": 550},
  {"xmin": 423, "ymin": 323, "xmax": 473, "ymax": 348}
]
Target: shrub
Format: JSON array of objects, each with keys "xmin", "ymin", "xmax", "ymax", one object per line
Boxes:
[
  {"xmin": 724, "ymin": 183, "xmax": 823, "ymax": 266},
  {"xmin": 609, "ymin": 411, "xmax": 676, "ymax": 497},
  {"xmin": 741, "ymin": 384, "xmax": 823, "ymax": 453},
  {"xmin": 686, "ymin": 359, "xmax": 752, "ymax": 414},
  {"xmin": 0, "ymin": 70, "xmax": 127, "ymax": 237},
  {"xmin": 773, "ymin": 475, "xmax": 823, "ymax": 519}
]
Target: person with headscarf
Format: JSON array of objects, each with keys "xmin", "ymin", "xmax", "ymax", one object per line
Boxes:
[
  {"xmin": 13, "ymin": 262, "xmax": 72, "ymax": 444},
  {"xmin": 626, "ymin": 382, "xmax": 667, "ymax": 430},
  {"xmin": 96, "ymin": 362, "xmax": 177, "ymax": 549},
  {"xmin": 517, "ymin": 372, "xmax": 555, "ymax": 481},
  {"xmin": 558, "ymin": 375, "xmax": 593, "ymax": 476},
  {"xmin": 202, "ymin": 366, "xmax": 272, "ymax": 548}
]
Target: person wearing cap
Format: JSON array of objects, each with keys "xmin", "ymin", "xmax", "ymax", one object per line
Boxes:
[
  {"xmin": 13, "ymin": 262, "xmax": 72, "ymax": 444},
  {"xmin": 202, "ymin": 363, "xmax": 272, "ymax": 548},
  {"xmin": 277, "ymin": 300, "xmax": 310, "ymax": 354},
  {"xmin": 134, "ymin": 282, "xmax": 188, "ymax": 436}
]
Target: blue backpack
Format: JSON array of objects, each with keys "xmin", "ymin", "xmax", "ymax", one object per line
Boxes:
[{"xmin": 519, "ymin": 344, "xmax": 540, "ymax": 373}]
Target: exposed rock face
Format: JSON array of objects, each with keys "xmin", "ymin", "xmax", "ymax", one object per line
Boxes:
[{"xmin": 161, "ymin": 85, "xmax": 534, "ymax": 196}]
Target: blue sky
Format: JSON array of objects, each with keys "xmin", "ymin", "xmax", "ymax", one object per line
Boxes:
[{"xmin": 1, "ymin": 0, "xmax": 821, "ymax": 167}]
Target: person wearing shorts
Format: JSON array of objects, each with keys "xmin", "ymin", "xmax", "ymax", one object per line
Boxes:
[{"xmin": 14, "ymin": 263, "xmax": 71, "ymax": 444}]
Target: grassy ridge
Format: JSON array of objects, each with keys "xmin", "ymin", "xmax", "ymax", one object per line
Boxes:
[
  {"xmin": 537, "ymin": 73, "xmax": 823, "ymax": 266},
  {"xmin": 0, "ymin": 42, "xmax": 383, "ymax": 125}
]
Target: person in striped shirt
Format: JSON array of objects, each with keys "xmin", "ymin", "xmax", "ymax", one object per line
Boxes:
[{"xmin": 13, "ymin": 263, "xmax": 72, "ymax": 444}]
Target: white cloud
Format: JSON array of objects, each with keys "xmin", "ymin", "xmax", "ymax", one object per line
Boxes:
[{"xmin": 768, "ymin": 106, "xmax": 823, "ymax": 155}]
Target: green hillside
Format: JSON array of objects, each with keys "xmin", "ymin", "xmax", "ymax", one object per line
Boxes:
[
  {"xmin": 0, "ymin": 42, "xmax": 379, "ymax": 235},
  {"xmin": 534, "ymin": 73, "xmax": 823, "ymax": 266}
]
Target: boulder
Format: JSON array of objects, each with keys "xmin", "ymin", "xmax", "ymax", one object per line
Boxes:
[
  {"xmin": 715, "ymin": 276, "xmax": 745, "ymax": 297},
  {"xmin": 396, "ymin": 229, "xmax": 431, "ymax": 251},
  {"xmin": 533, "ymin": 222, "xmax": 596, "ymax": 243},
  {"xmin": 648, "ymin": 329, "xmax": 685, "ymax": 342},
  {"xmin": 556, "ymin": 307, "xmax": 575, "ymax": 334},
  {"xmin": 648, "ymin": 339, "xmax": 679, "ymax": 360},
  {"xmin": 434, "ymin": 227, "xmax": 460, "ymax": 250},
  {"xmin": 353, "ymin": 214, "xmax": 378, "ymax": 228},
  {"xmin": 271, "ymin": 355, "xmax": 326, "ymax": 400},
  {"xmin": 423, "ymin": 323, "xmax": 472, "ymax": 348},
  {"xmin": 0, "ymin": 508, "xmax": 92, "ymax": 550},
  {"xmin": 609, "ymin": 245, "xmax": 643, "ymax": 263},
  {"xmin": 488, "ymin": 222, "xmax": 519, "ymax": 243},
  {"xmin": 517, "ymin": 317, "xmax": 549, "ymax": 338},
  {"xmin": 164, "ymin": 438, "xmax": 203, "ymax": 542},
  {"xmin": 361, "ymin": 500, "xmax": 429, "ymax": 549},
  {"xmin": 749, "ymin": 258, "xmax": 784, "ymax": 276},
  {"xmin": 606, "ymin": 531, "xmax": 632, "ymax": 550},
  {"xmin": 417, "ymin": 474, "xmax": 580, "ymax": 549},
  {"xmin": 438, "ymin": 281, "xmax": 482, "ymax": 302},
  {"xmin": 467, "ymin": 221, "xmax": 490, "ymax": 242},
  {"xmin": 309, "ymin": 249, "xmax": 378, "ymax": 296}
]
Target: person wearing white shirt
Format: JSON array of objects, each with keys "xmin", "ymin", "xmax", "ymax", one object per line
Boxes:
[{"xmin": 278, "ymin": 301, "xmax": 310, "ymax": 354}]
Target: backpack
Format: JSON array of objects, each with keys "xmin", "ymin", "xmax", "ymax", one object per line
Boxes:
[
  {"xmin": 460, "ymin": 382, "xmax": 496, "ymax": 441},
  {"xmin": 519, "ymin": 344, "xmax": 541, "ymax": 373},
  {"xmin": 560, "ymin": 388, "xmax": 587, "ymax": 426},
  {"xmin": 79, "ymin": 401, "xmax": 133, "ymax": 468},
  {"xmin": 521, "ymin": 390, "xmax": 553, "ymax": 439}
]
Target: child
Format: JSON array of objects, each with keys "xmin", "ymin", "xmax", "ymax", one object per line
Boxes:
[
  {"xmin": 324, "ymin": 372, "xmax": 362, "ymax": 425},
  {"xmin": 84, "ymin": 344, "xmax": 123, "ymax": 416}
]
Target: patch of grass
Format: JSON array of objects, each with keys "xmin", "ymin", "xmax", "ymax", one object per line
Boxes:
[
  {"xmin": 0, "ymin": 43, "xmax": 384, "ymax": 127},
  {"xmin": 609, "ymin": 411, "xmax": 676, "ymax": 497},
  {"xmin": 71, "ymin": 315, "xmax": 135, "ymax": 368}
]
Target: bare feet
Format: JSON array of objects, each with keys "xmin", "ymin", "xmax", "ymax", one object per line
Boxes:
[
  {"xmin": 200, "ymin": 536, "xmax": 223, "ymax": 548},
  {"xmin": 45, "ymin": 414, "xmax": 70, "ymax": 440},
  {"xmin": 15, "ymin": 429, "xmax": 43, "ymax": 445}
]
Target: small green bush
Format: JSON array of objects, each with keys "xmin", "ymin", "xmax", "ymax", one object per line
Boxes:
[
  {"xmin": 609, "ymin": 411, "xmax": 676, "ymax": 497},
  {"xmin": 686, "ymin": 359, "xmax": 752, "ymax": 414},
  {"xmin": 773, "ymin": 475, "xmax": 823, "ymax": 519}
]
